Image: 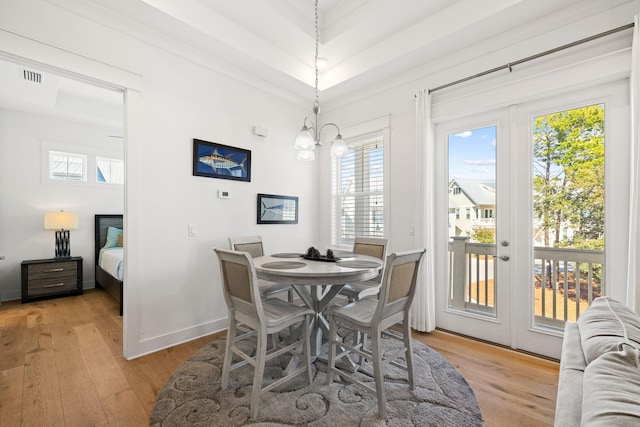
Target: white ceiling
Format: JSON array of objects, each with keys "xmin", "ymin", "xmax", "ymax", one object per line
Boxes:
[
  {"xmin": 0, "ymin": 0, "xmax": 629, "ymax": 124},
  {"xmin": 85, "ymin": 0, "xmax": 589, "ymax": 98}
]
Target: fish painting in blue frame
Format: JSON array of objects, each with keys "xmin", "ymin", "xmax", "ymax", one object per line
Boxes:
[{"xmin": 193, "ymin": 139, "xmax": 251, "ymax": 182}]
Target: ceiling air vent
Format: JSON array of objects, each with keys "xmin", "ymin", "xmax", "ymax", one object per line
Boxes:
[{"xmin": 22, "ymin": 69, "xmax": 42, "ymax": 84}]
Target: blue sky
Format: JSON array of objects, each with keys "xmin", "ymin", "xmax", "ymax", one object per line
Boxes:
[{"xmin": 448, "ymin": 125, "xmax": 496, "ymax": 181}]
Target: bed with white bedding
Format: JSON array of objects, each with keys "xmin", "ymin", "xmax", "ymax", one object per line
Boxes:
[
  {"xmin": 95, "ymin": 214, "xmax": 124, "ymax": 315},
  {"xmin": 99, "ymin": 247, "xmax": 124, "ymax": 281}
]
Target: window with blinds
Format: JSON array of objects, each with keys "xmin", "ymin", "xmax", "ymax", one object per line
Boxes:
[{"xmin": 332, "ymin": 134, "xmax": 384, "ymax": 247}]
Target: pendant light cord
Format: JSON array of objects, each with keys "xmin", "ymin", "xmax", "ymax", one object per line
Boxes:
[{"xmin": 314, "ymin": 0, "xmax": 319, "ymax": 106}]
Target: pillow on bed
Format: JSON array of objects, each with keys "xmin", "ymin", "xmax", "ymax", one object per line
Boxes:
[
  {"xmin": 104, "ymin": 227, "xmax": 123, "ymax": 248},
  {"xmin": 117, "ymin": 233, "xmax": 123, "ymax": 247}
]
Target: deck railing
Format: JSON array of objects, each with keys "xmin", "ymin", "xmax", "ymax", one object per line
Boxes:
[
  {"xmin": 533, "ymin": 246, "xmax": 604, "ymax": 327},
  {"xmin": 448, "ymin": 237, "xmax": 604, "ymax": 327}
]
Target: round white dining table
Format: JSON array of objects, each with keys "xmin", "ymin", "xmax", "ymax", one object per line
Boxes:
[{"xmin": 253, "ymin": 253, "xmax": 383, "ymax": 359}]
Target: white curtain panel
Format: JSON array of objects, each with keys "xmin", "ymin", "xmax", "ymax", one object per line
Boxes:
[
  {"xmin": 412, "ymin": 89, "xmax": 436, "ymax": 332},
  {"xmin": 627, "ymin": 15, "xmax": 640, "ymax": 314}
]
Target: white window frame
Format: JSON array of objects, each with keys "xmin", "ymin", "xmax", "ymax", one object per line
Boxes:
[
  {"xmin": 332, "ymin": 131, "xmax": 385, "ymax": 248},
  {"xmin": 41, "ymin": 139, "xmax": 123, "ymax": 187}
]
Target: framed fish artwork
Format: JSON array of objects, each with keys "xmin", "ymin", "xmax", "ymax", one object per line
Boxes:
[
  {"xmin": 257, "ymin": 193, "xmax": 298, "ymax": 224},
  {"xmin": 192, "ymin": 138, "xmax": 251, "ymax": 182}
]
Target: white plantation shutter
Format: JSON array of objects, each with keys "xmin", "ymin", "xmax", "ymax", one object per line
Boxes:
[{"xmin": 332, "ymin": 134, "xmax": 384, "ymax": 247}]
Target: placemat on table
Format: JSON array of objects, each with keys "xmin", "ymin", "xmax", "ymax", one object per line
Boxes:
[
  {"xmin": 271, "ymin": 253, "xmax": 304, "ymax": 258},
  {"xmin": 261, "ymin": 261, "xmax": 307, "ymax": 269},
  {"xmin": 337, "ymin": 260, "xmax": 381, "ymax": 268},
  {"xmin": 332, "ymin": 251, "xmax": 358, "ymax": 258}
]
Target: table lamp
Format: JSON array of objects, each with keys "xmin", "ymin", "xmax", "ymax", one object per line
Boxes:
[{"xmin": 44, "ymin": 210, "xmax": 79, "ymax": 258}]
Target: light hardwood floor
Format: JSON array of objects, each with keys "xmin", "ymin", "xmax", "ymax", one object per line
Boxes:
[{"xmin": 0, "ymin": 289, "xmax": 559, "ymax": 426}]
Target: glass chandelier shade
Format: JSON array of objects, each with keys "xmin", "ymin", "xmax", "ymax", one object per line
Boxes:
[
  {"xmin": 296, "ymin": 149, "xmax": 316, "ymax": 161},
  {"xmin": 294, "ymin": 126, "xmax": 316, "ymax": 151},
  {"xmin": 329, "ymin": 134, "xmax": 348, "ymax": 157}
]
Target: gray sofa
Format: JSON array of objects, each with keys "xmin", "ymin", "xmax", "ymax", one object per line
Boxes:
[{"xmin": 555, "ymin": 296, "xmax": 640, "ymax": 426}]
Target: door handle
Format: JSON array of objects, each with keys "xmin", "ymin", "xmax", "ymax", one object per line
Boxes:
[{"xmin": 498, "ymin": 255, "xmax": 510, "ymax": 261}]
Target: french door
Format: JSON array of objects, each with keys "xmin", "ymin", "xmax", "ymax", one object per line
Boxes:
[{"xmin": 433, "ymin": 81, "xmax": 628, "ymax": 358}]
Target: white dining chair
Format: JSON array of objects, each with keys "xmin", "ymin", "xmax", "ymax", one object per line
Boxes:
[
  {"xmin": 229, "ymin": 235, "xmax": 295, "ymax": 302},
  {"xmin": 325, "ymin": 248, "xmax": 426, "ymax": 419},
  {"xmin": 339, "ymin": 237, "xmax": 389, "ymax": 302},
  {"xmin": 214, "ymin": 248, "xmax": 313, "ymax": 419}
]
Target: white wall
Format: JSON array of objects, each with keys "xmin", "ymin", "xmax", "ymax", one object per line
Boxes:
[
  {"xmin": 0, "ymin": 109, "xmax": 124, "ymax": 300},
  {"xmin": 0, "ymin": 0, "xmax": 317, "ymax": 358}
]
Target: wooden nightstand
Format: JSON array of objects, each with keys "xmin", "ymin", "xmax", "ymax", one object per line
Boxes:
[{"xmin": 21, "ymin": 257, "xmax": 83, "ymax": 303}]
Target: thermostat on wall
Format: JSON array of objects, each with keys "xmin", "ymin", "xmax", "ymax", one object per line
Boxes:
[{"xmin": 218, "ymin": 190, "xmax": 230, "ymax": 199}]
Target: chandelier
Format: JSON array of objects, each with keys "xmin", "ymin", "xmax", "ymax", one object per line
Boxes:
[{"xmin": 294, "ymin": 0, "xmax": 347, "ymax": 161}]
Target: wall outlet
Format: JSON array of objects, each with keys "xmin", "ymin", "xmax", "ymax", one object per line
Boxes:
[
  {"xmin": 218, "ymin": 190, "xmax": 230, "ymax": 199},
  {"xmin": 188, "ymin": 224, "xmax": 198, "ymax": 237}
]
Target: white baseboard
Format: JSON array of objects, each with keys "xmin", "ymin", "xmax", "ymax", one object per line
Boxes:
[{"xmin": 125, "ymin": 317, "xmax": 228, "ymax": 360}]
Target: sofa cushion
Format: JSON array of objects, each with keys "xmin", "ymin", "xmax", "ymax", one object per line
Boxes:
[
  {"xmin": 555, "ymin": 322, "xmax": 585, "ymax": 427},
  {"xmin": 581, "ymin": 345, "xmax": 640, "ymax": 426},
  {"xmin": 560, "ymin": 322, "xmax": 587, "ymax": 371},
  {"xmin": 577, "ymin": 297, "xmax": 640, "ymax": 364}
]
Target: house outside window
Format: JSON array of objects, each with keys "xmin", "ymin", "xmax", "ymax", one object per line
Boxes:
[
  {"xmin": 332, "ymin": 134, "xmax": 384, "ymax": 247},
  {"xmin": 466, "ymin": 208, "xmax": 471, "ymax": 219},
  {"xmin": 97, "ymin": 157, "xmax": 124, "ymax": 184}
]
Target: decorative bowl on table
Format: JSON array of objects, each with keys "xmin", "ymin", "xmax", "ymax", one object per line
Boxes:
[{"xmin": 302, "ymin": 247, "xmax": 341, "ymax": 262}]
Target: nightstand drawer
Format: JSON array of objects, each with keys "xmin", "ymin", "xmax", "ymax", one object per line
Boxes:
[
  {"xmin": 27, "ymin": 275, "xmax": 78, "ymax": 296},
  {"xmin": 27, "ymin": 261, "xmax": 78, "ymax": 280},
  {"xmin": 21, "ymin": 257, "xmax": 83, "ymax": 303}
]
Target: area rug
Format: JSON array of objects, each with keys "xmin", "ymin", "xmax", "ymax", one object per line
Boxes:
[{"xmin": 150, "ymin": 333, "xmax": 483, "ymax": 426}]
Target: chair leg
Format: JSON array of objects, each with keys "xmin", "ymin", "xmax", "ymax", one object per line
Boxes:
[
  {"xmin": 325, "ymin": 315, "xmax": 337, "ymax": 385},
  {"xmin": 358, "ymin": 332, "xmax": 368, "ymax": 366},
  {"xmin": 403, "ymin": 317, "xmax": 415, "ymax": 390},
  {"xmin": 250, "ymin": 329, "xmax": 268, "ymax": 419},
  {"xmin": 221, "ymin": 317, "xmax": 237, "ymax": 389},
  {"xmin": 287, "ymin": 289, "xmax": 295, "ymax": 337},
  {"xmin": 303, "ymin": 314, "xmax": 312, "ymax": 385},
  {"xmin": 371, "ymin": 329, "xmax": 387, "ymax": 419},
  {"xmin": 352, "ymin": 330, "xmax": 360, "ymax": 354}
]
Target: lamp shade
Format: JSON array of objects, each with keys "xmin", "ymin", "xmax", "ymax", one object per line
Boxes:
[
  {"xmin": 330, "ymin": 134, "xmax": 348, "ymax": 157},
  {"xmin": 296, "ymin": 149, "xmax": 315, "ymax": 161},
  {"xmin": 294, "ymin": 128, "xmax": 316, "ymax": 151},
  {"xmin": 44, "ymin": 211, "xmax": 79, "ymax": 230}
]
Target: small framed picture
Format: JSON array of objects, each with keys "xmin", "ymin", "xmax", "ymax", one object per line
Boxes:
[
  {"xmin": 193, "ymin": 138, "xmax": 251, "ymax": 182},
  {"xmin": 257, "ymin": 194, "xmax": 299, "ymax": 224}
]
